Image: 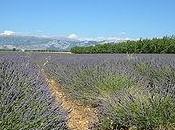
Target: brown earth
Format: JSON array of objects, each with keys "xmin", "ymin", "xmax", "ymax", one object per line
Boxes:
[{"xmin": 47, "ymin": 78, "xmax": 99, "ymax": 130}]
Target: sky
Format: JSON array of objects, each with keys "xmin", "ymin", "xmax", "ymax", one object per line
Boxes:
[{"xmin": 0, "ymin": 0, "xmax": 175, "ymax": 40}]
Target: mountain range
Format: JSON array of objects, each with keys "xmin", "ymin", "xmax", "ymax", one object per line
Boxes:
[{"xmin": 0, "ymin": 34, "xmax": 122, "ymax": 51}]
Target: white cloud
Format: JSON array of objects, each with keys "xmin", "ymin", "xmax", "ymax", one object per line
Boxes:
[
  {"xmin": 67, "ymin": 33, "xmax": 79, "ymax": 40},
  {"xmin": 0, "ymin": 30, "xmax": 16, "ymax": 36}
]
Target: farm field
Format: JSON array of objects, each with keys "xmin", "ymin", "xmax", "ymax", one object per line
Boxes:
[{"xmin": 1, "ymin": 52, "xmax": 175, "ymax": 130}]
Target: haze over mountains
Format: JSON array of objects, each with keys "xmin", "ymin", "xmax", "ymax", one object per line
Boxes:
[{"xmin": 0, "ymin": 31, "xmax": 128, "ymax": 51}]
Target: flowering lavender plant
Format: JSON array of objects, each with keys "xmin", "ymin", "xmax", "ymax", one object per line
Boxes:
[{"xmin": 0, "ymin": 56, "xmax": 68, "ymax": 130}]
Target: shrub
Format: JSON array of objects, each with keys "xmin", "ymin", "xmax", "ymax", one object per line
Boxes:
[
  {"xmin": 98, "ymin": 86, "xmax": 175, "ymax": 130},
  {"xmin": 0, "ymin": 58, "xmax": 68, "ymax": 130}
]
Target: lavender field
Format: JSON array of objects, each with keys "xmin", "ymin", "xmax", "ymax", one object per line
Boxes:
[{"xmin": 1, "ymin": 52, "xmax": 175, "ymax": 130}]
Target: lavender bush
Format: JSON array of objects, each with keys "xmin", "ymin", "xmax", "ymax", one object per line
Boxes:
[
  {"xmin": 39, "ymin": 54, "xmax": 175, "ymax": 130},
  {"xmin": 0, "ymin": 56, "xmax": 68, "ymax": 130},
  {"xmin": 2, "ymin": 52, "xmax": 175, "ymax": 130}
]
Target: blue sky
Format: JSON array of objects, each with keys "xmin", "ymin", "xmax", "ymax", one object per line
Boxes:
[{"xmin": 0, "ymin": 0, "xmax": 175, "ymax": 39}]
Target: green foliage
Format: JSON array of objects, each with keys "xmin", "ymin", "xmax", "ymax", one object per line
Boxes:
[
  {"xmin": 98, "ymin": 86, "xmax": 175, "ymax": 130},
  {"xmin": 135, "ymin": 63, "xmax": 175, "ymax": 96},
  {"xmin": 97, "ymin": 65, "xmax": 175, "ymax": 130},
  {"xmin": 60, "ymin": 68, "xmax": 135, "ymax": 105},
  {"xmin": 115, "ymin": 90, "xmax": 175, "ymax": 130},
  {"xmin": 95, "ymin": 74, "xmax": 135, "ymax": 97},
  {"xmin": 0, "ymin": 48, "xmax": 20, "ymax": 52},
  {"xmin": 71, "ymin": 36, "xmax": 175, "ymax": 54}
]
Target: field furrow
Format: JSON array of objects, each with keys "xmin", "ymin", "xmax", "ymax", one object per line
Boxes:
[{"xmin": 47, "ymin": 78, "xmax": 98, "ymax": 130}]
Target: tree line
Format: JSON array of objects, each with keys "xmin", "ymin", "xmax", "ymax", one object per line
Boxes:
[{"xmin": 71, "ymin": 36, "xmax": 175, "ymax": 54}]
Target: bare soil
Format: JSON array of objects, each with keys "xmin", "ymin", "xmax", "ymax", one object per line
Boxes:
[{"xmin": 47, "ymin": 78, "xmax": 98, "ymax": 130}]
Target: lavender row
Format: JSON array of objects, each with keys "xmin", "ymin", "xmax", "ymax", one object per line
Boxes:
[
  {"xmin": 0, "ymin": 55, "xmax": 68, "ymax": 130},
  {"xmin": 35, "ymin": 53, "xmax": 175, "ymax": 130}
]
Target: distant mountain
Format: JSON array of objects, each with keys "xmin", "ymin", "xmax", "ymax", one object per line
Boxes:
[{"xmin": 0, "ymin": 35, "xmax": 121, "ymax": 51}]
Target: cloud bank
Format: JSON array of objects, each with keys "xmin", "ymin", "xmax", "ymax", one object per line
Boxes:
[
  {"xmin": 67, "ymin": 34, "xmax": 79, "ymax": 40},
  {"xmin": 0, "ymin": 30, "xmax": 16, "ymax": 36}
]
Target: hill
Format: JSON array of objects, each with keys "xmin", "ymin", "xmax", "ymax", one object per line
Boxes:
[{"xmin": 0, "ymin": 35, "xmax": 101, "ymax": 51}]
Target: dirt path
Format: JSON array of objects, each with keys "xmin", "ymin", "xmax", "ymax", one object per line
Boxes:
[
  {"xmin": 37, "ymin": 59, "xmax": 98, "ymax": 130},
  {"xmin": 46, "ymin": 78, "xmax": 98, "ymax": 130}
]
